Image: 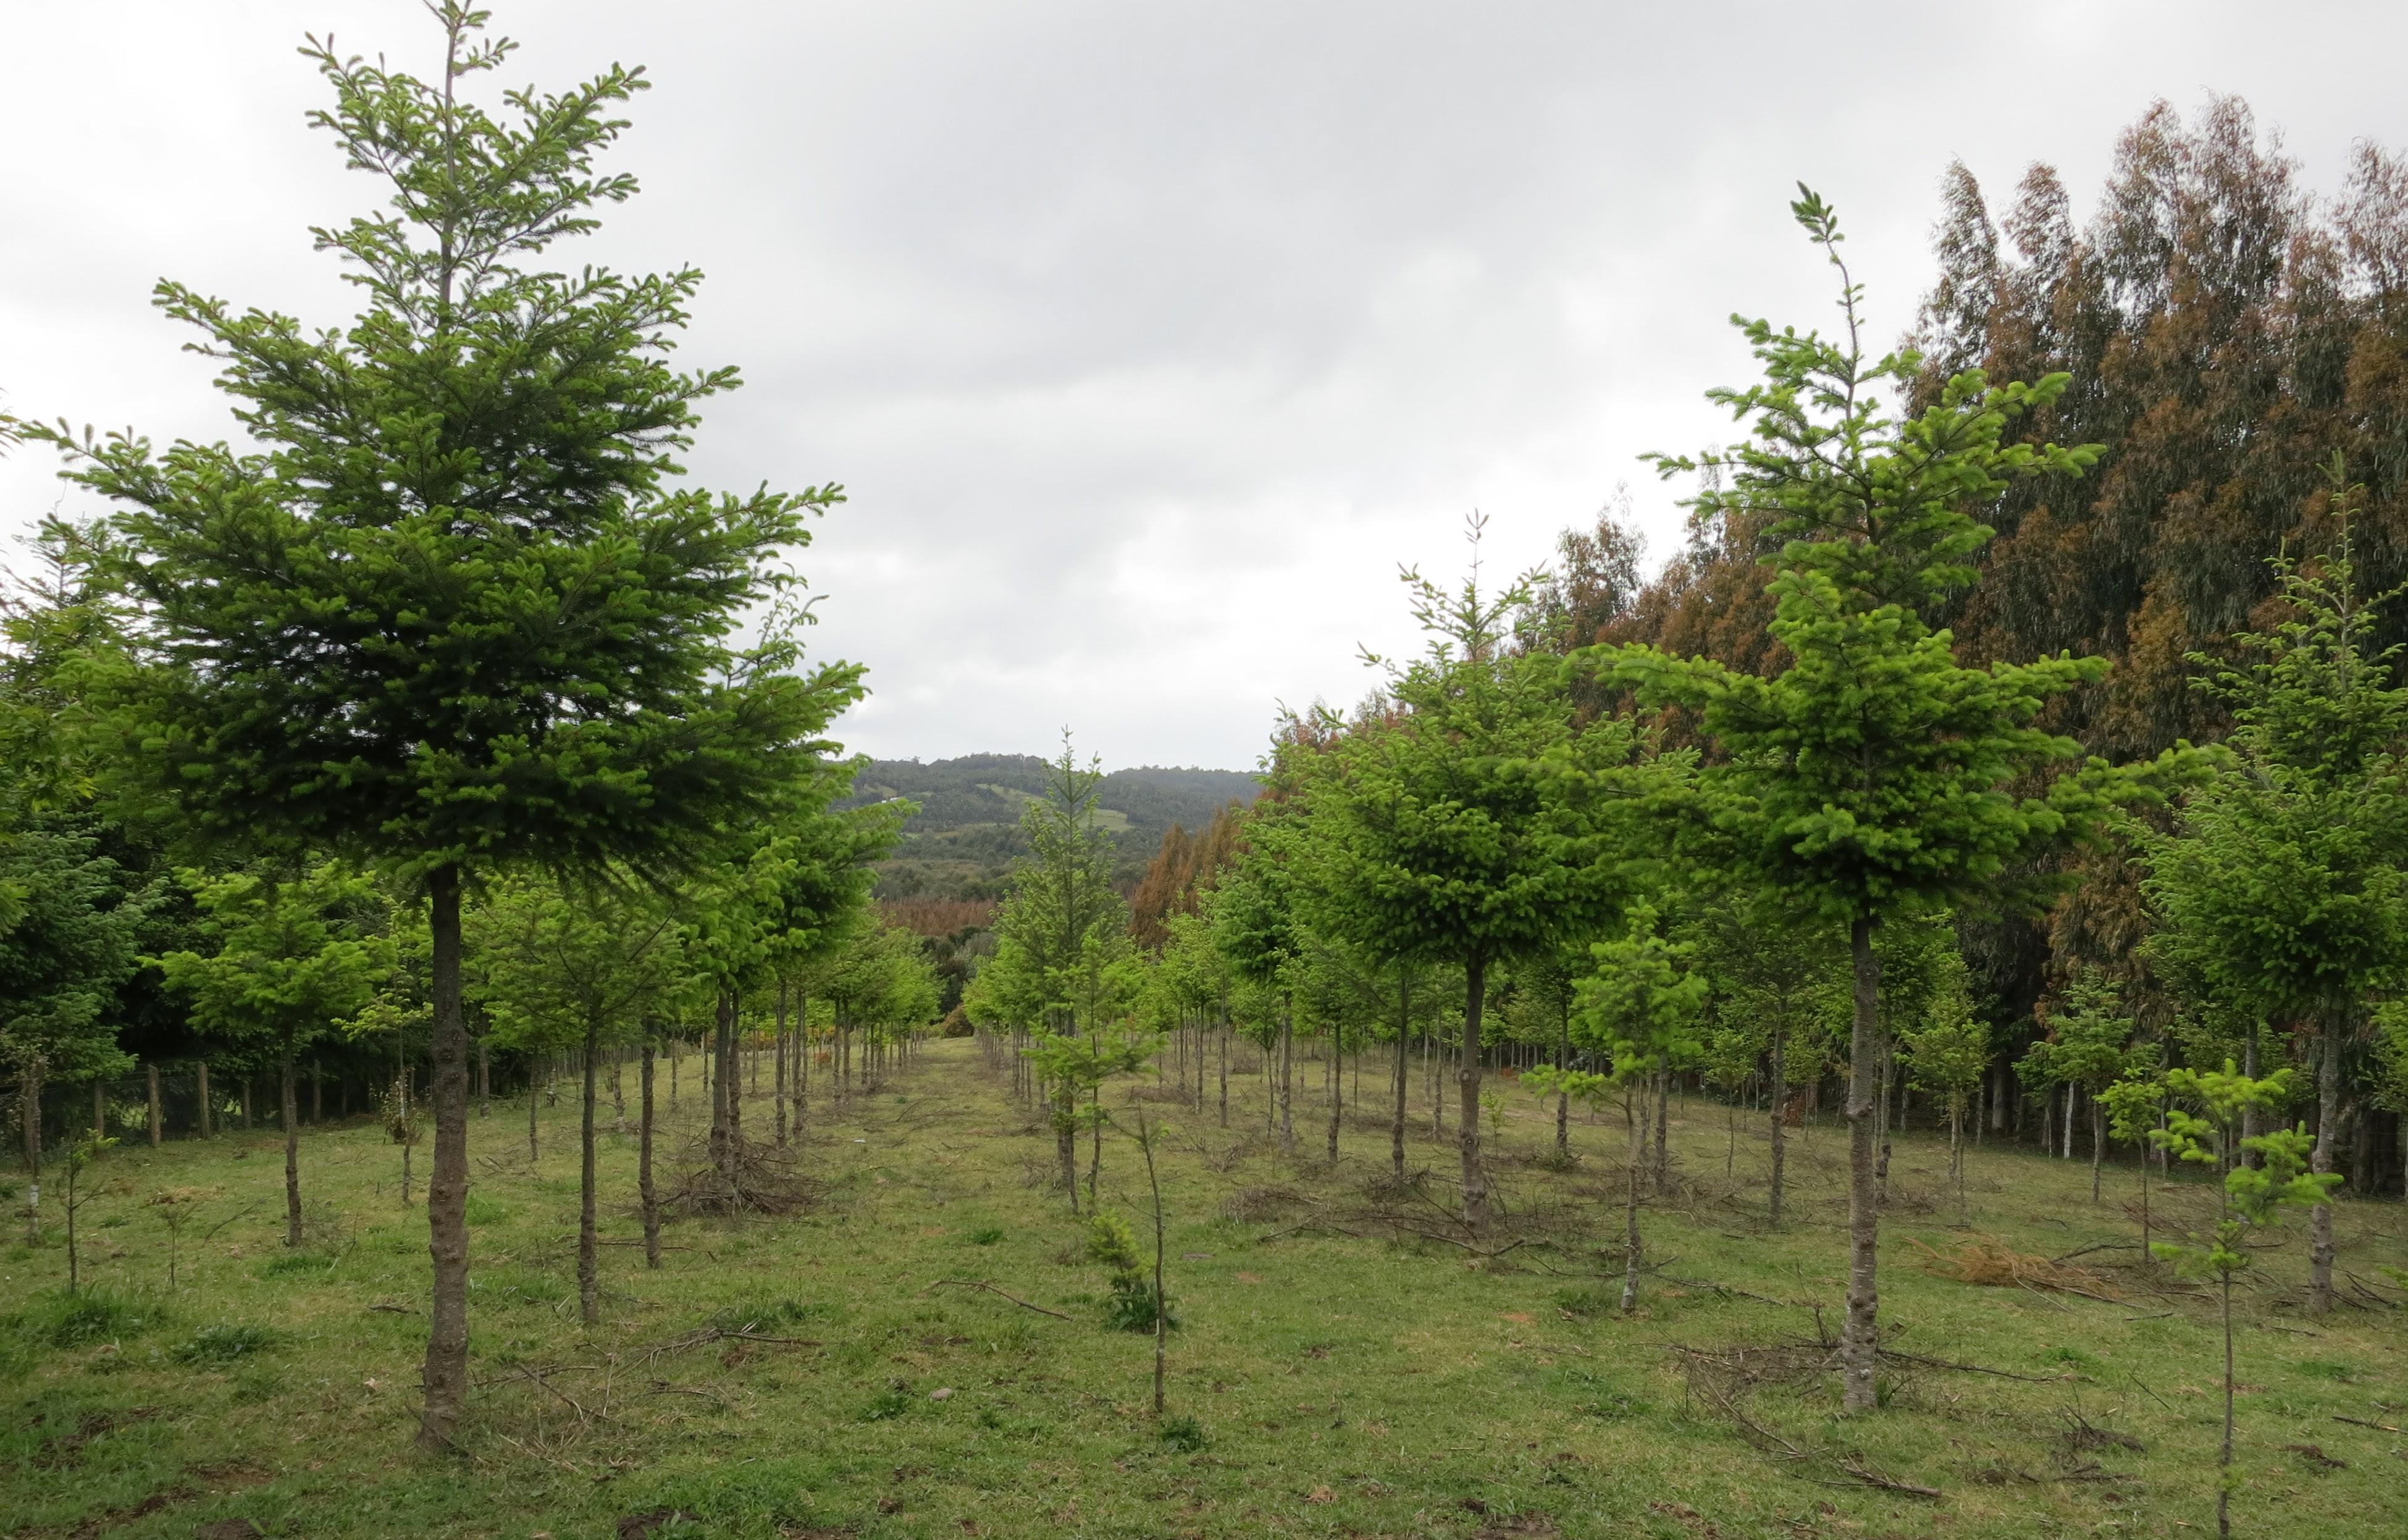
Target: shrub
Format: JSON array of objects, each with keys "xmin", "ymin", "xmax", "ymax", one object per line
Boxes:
[
  {"xmin": 170, "ymin": 1323, "xmax": 283, "ymax": 1365},
  {"xmin": 1159, "ymin": 1414, "xmax": 1207, "ymax": 1452},
  {"xmin": 1086, "ymin": 1211, "xmax": 1172, "ymax": 1334}
]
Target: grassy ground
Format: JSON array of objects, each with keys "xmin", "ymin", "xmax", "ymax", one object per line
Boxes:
[{"xmin": 4, "ymin": 1037, "xmax": 2404, "ymax": 1539}]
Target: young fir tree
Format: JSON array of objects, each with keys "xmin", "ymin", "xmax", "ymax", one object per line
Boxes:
[
  {"xmin": 42, "ymin": 6, "xmax": 858, "ymax": 1446},
  {"xmin": 1571, "ymin": 908, "xmax": 1707, "ymax": 1312},
  {"xmin": 1314, "ymin": 521, "xmax": 1655, "ymax": 1235},
  {"xmin": 471, "ymin": 876, "xmax": 684, "ymax": 1323},
  {"xmin": 1894, "ymin": 948, "xmax": 1989, "ymax": 1221},
  {"xmin": 156, "ymin": 861, "xmax": 393, "ymax": 1248},
  {"xmin": 2151, "ymin": 1063, "xmax": 2337, "ymax": 1539},
  {"xmin": 1596, "ymin": 188, "xmax": 2171, "ymax": 1412},
  {"xmin": 2141, "ymin": 475, "xmax": 2408, "ymax": 1315},
  {"xmin": 2017, "ymin": 969, "xmax": 2138, "ymax": 1198}
]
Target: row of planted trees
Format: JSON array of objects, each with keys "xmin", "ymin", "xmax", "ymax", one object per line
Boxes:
[
  {"xmin": 964, "ymin": 190, "xmax": 2398, "ymax": 1534},
  {"xmin": 0, "ymin": 2, "xmax": 941, "ymax": 1450}
]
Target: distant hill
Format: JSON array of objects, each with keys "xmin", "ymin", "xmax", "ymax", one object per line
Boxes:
[{"xmin": 843, "ymin": 754, "xmax": 1261, "ymax": 902}]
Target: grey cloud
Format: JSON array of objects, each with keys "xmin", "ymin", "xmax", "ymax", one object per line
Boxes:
[{"xmin": 8, "ymin": 1, "xmax": 2407, "ymax": 768}]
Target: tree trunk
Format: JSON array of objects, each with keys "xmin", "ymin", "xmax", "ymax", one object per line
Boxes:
[
  {"xmin": 417, "ymin": 863, "xmax": 473, "ymax": 1453},
  {"xmin": 239, "ymin": 1079, "xmax": 253, "ymax": 1129},
  {"xmin": 148, "ymin": 1063, "xmax": 162, "ymax": 1148},
  {"xmin": 578, "ymin": 1015, "xmax": 600, "ymax": 1328},
  {"xmin": 639, "ymin": 1037, "xmax": 661, "ymax": 1270},
  {"xmin": 774, "ymin": 980, "xmax": 789, "ymax": 1148},
  {"xmin": 1621, "ymin": 1084, "xmax": 1643, "ymax": 1312},
  {"xmin": 20, "ymin": 1060, "xmax": 43, "ymax": 1243},
  {"xmin": 1217, "ymin": 1016, "xmax": 1228, "ymax": 1128},
  {"xmin": 1767, "ymin": 1019, "xmax": 1788, "ymax": 1228},
  {"xmin": 1653, "ymin": 1069, "xmax": 1671, "ymax": 1192},
  {"xmin": 2091, "ymin": 1094, "xmax": 2105, "ymax": 1203},
  {"xmin": 282, "ymin": 1055, "xmax": 303, "ymax": 1248},
  {"xmin": 476, "ymin": 1035, "xmax": 489, "ymax": 1119},
  {"xmin": 1055, "ymin": 1079, "xmax": 1080, "ymax": 1213},
  {"xmin": 1459, "ymin": 954, "xmax": 1490, "ymax": 1236},
  {"xmin": 710, "ymin": 987, "xmax": 734, "ymax": 1178},
  {"xmin": 1392, "ymin": 979, "xmax": 1411, "ymax": 1180},
  {"xmin": 1839, "ymin": 914, "xmax": 1883, "ymax": 1415},
  {"xmin": 1556, "ymin": 998, "xmax": 1571, "ymax": 1158},
  {"xmin": 1278, "ymin": 1012, "xmax": 1295, "ymax": 1153},
  {"xmin": 1326, "ymin": 1026, "xmax": 1342, "ymax": 1163},
  {"xmin": 2307, "ymin": 1013, "xmax": 2340, "ymax": 1315},
  {"xmin": 311, "ymin": 1062, "xmax": 323, "ymax": 1124},
  {"xmin": 197, "ymin": 1061, "xmax": 212, "ymax": 1139}
]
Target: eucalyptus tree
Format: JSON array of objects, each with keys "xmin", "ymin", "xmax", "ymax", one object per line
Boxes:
[
  {"xmin": 41, "ymin": 5, "xmax": 862, "ymax": 1445},
  {"xmin": 1312, "ymin": 525, "xmax": 1655, "ymax": 1235},
  {"xmin": 156, "ymin": 861, "xmax": 392, "ymax": 1247},
  {"xmin": 1596, "ymin": 189, "xmax": 2167, "ymax": 1411},
  {"xmin": 2141, "ymin": 494, "xmax": 2408, "ymax": 1315}
]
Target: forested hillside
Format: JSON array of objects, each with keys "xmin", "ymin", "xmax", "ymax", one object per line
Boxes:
[{"xmin": 847, "ymin": 754, "xmax": 1259, "ymax": 900}]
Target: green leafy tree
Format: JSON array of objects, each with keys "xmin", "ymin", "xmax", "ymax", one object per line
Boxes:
[
  {"xmin": 2151, "ymin": 1063, "xmax": 2338, "ymax": 1539},
  {"xmin": 157, "ymin": 861, "xmax": 392, "ymax": 1247},
  {"xmin": 1313, "ymin": 521, "xmax": 1654, "ymax": 1234},
  {"xmin": 2097, "ymin": 1065, "xmax": 2168, "ymax": 1260},
  {"xmin": 2141, "ymin": 482, "xmax": 2408, "ymax": 1315},
  {"xmin": 40, "ymin": 6, "xmax": 861, "ymax": 1446},
  {"xmin": 1597, "ymin": 188, "xmax": 2165, "ymax": 1411}
]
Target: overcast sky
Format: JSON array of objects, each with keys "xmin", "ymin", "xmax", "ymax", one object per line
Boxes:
[{"xmin": 8, "ymin": 2, "xmax": 2407, "ymax": 772}]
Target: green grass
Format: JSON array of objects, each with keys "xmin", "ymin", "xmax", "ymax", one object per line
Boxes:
[{"xmin": 3, "ymin": 1040, "xmax": 2404, "ymax": 1538}]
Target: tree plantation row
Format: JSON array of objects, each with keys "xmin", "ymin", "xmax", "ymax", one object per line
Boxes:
[{"xmin": 1, "ymin": 4, "xmax": 2406, "ymax": 1536}]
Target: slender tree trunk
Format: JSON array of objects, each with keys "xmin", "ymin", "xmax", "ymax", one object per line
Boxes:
[
  {"xmin": 1217, "ymin": 1016, "xmax": 1228, "ymax": 1128},
  {"xmin": 710, "ymin": 987, "xmax": 734, "ymax": 1178},
  {"xmin": 196, "ymin": 1061, "xmax": 211, "ymax": 1140},
  {"xmin": 239, "ymin": 1079, "xmax": 252, "ymax": 1129},
  {"xmin": 148, "ymin": 1063, "xmax": 162, "ymax": 1147},
  {"xmin": 18, "ymin": 1061, "xmax": 41, "ymax": 1243},
  {"xmin": 2091, "ymin": 1094, "xmax": 2105, "ymax": 1203},
  {"xmin": 1621, "ymin": 1084, "xmax": 1643, "ymax": 1312},
  {"xmin": 610, "ymin": 1045, "xmax": 625, "ymax": 1128},
  {"xmin": 527, "ymin": 1064, "xmax": 540, "ymax": 1163},
  {"xmin": 1326, "ymin": 1027, "xmax": 1341, "ymax": 1163},
  {"xmin": 476, "ymin": 1035, "xmax": 489, "ymax": 1119},
  {"xmin": 2241, "ymin": 1023, "xmax": 2260, "ymax": 1165},
  {"xmin": 579, "ymin": 1015, "xmax": 600, "ymax": 1327},
  {"xmin": 1459, "ymin": 955, "xmax": 1490, "ymax": 1236},
  {"xmin": 795, "ymin": 995, "xmax": 810, "ymax": 1140},
  {"xmin": 1653, "ymin": 1069, "xmax": 1671, "ymax": 1192},
  {"xmin": 1392, "ymin": 979, "xmax": 1411, "ymax": 1180},
  {"xmin": 2218, "ymin": 1271, "xmax": 2235, "ymax": 1539},
  {"xmin": 640, "ymin": 1037, "xmax": 661, "ymax": 1270},
  {"xmin": 1055, "ymin": 1079, "xmax": 1080, "ymax": 1213},
  {"xmin": 311, "ymin": 1061, "xmax": 323, "ymax": 1124},
  {"xmin": 417, "ymin": 863, "xmax": 472, "ymax": 1453},
  {"xmin": 1950, "ymin": 1105, "xmax": 1966, "ymax": 1224},
  {"xmin": 282, "ymin": 1055, "xmax": 303, "ymax": 1247},
  {"xmin": 2308, "ymin": 1013, "xmax": 2341, "ymax": 1315},
  {"xmin": 1839, "ymin": 914, "xmax": 1883, "ymax": 1415},
  {"xmin": 1768, "ymin": 1019, "xmax": 1787, "ymax": 1228},
  {"xmin": 1556, "ymin": 999, "xmax": 1571, "ymax": 1158},
  {"xmin": 774, "ymin": 980, "xmax": 789, "ymax": 1148}
]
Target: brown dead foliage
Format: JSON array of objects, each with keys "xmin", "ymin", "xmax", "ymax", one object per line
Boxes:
[{"xmin": 1909, "ymin": 1235, "xmax": 2123, "ymax": 1301}]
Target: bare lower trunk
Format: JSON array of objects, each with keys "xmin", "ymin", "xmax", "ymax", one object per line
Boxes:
[
  {"xmin": 1326, "ymin": 1029, "xmax": 1341, "ymax": 1163},
  {"xmin": 527, "ymin": 1070, "xmax": 539, "ymax": 1163},
  {"xmin": 1217, "ymin": 1017, "xmax": 1228, "ymax": 1128},
  {"xmin": 774, "ymin": 981, "xmax": 789, "ymax": 1149},
  {"xmin": 2090, "ymin": 1094, "xmax": 2105, "ymax": 1203},
  {"xmin": 417, "ymin": 863, "xmax": 472, "ymax": 1452},
  {"xmin": 1767, "ymin": 1021, "xmax": 1787, "ymax": 1228},
  {"xmin": 1653, "ymin": 1069, "xmax": 1671, "ymax": 1191},
  {"xmin": 1056, "ymin": 1080, "xmax": 1079, "ymax": 1213},
  {"xmin": 710, "ymin": 988, "xmax": 734, "ymax": 1177},
  {"xmin": 1621, "ymin": 1085, "xmax": 1643, "ymax": 1312},
  {"xmin": 578, "ymin": 1015, "xmax": 600, "ymax": 1327},
  {"xmin": 2218, "ymin": 1271, "xmax": 2235, "ymax": 1539},
  {"xmin": 148, "ymin": 1063, "xmax": 162, "ymax": 1148},
  {"xmin": 2308, "ymin": 1013, "xmax": 2340, "ymax": 1316},
  {"xmin": 20, "ymin": 1060, "xmax": 42, "ymax": 1243},
  {"xmin": 640, "ymin": 1039, "xmax": 661, "ymax": 1270},
  {"xmin": 1556, "ymin": 999, "xmax": 1571, "ymax": 1158},
  {"xmin": 1459, "ymin": 955, "xmax": 1490, "ymax": 1236},
  {"xmin": 282, "ymin": 1055, "xmax": 303, "ymax": 1247},
  {"xmin": 1392, "ymin": 979, "xmax": 1410, "ymax": 1180},
  {"xmin": 197, "ymin": 1061, "xmax": 211, "ymax": 1140},
  {"xmin": 1839, "ymin": 914, "xmax": 1883, "ymax": 1415}
]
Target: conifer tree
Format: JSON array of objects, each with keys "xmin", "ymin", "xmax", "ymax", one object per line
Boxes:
[
  {"xmin": 41, "ymin": 5, "xmax": 858, "ymax": 1446},
  {"xmin": 2141, "ymin": 478, "xmax": 2408, "ymax": 1313},
  {"xmin": 1600, "ymin": 188, "xmax": 2168, "ymax": 1410}
]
